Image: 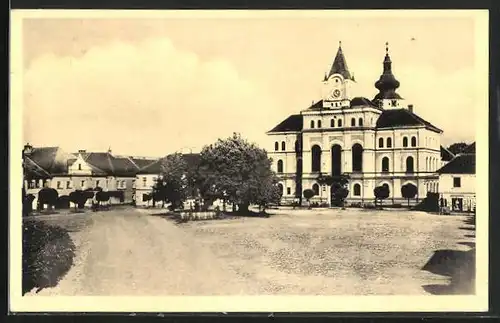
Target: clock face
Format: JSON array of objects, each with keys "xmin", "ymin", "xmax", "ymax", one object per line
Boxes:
[{"xmin": 332, "ymin": 89, "xmax": 341, "ymax": 98}]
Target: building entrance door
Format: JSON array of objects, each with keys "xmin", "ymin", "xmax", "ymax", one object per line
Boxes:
[{"xmin": 452, "ymin": 198, "xmax": 463, "ymax": 212}]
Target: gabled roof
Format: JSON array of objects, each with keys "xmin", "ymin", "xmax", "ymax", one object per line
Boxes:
[
  {"xmin": 267, "ymin": 114, "xmax": 303, "ymax": 133},
  {"xmin": 440, "ymin": 146, "xmax": 455, "ymax": 162},
  {"xmin": 437, "ymin": 154, "xmax": 475, "ymax": 174},
  {"xmin": 24, "ymin": 145, "xmax": 158, "ymax": 178},
  {"xmin": 24, "ymin": 147, "xmax": 76, "ymax": 177},
  {"xmin": 376, "ymin": 108, "xmax": 442, "ymax": 133}
]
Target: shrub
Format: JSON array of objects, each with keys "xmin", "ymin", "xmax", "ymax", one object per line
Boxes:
[{"xmin": 22, "ymin": 221, "xmax": 75, "ymax": 294}]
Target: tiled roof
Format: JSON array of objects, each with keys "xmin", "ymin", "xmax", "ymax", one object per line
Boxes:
[
  {"xmin": 437, "ymin": 154, "xmax": 475, "ymax": 174},
  {"xmin": 376, "ymin": 108, "xmax": 442, "ymax": 133},
  {"xmin": 25, "ymin": 145, "xmax": 157, "ymax": 178},
  {"xmin": 463, "ymin": 142, "xmax": 476, "ymax": 154},
  {"xmin": 137, "ymin": 153, "xmax": 201, "ymax": 175},
  {"xmin": 267, "ymin": 114, "xmax": 303, "ymax": 133},
  {"xmin": 306, "ymin": 100, "xmax": 325, "ymax": 111},
  {"xmin": 24, "ymin": 147, "xmax": 76, "ymax": 177},
  {"xmin": 350, "ymin": 97, "xmax": 379, "ymax": 108},
  {"xmin": 440, "ymin": 146, "xmax": 455, "ymax": 162}
]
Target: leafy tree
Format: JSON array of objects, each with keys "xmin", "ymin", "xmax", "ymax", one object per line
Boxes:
[
  {"xmin": 401, "ymin": 183, "xmax": 418, "ymax": 208},
  {"xmin": 303, "ymin": 189, "xmax": 315, "ymax": 208},
  {"xmin": 69, "ymin": 190, "xmax": 90, "ymax": 210},
  {"xmin": 37, "ymin": 188, "xmax": 59, "ymax": 211},
  {"xmin": 158, "ymin": 153, "xmax": 189, "ymax": 210},
  {"xmin": 374, "ymin": 185, "xmax": 390, "ymax": 208},
  {"xmin": 197, "ymin": 133, "xmax": 278, "ymax": 213},
  {"xmin": 319, "ymin": 174, "xmax": 350, "ymax": 208},
  {"xmin": 95, "ymin": 191, "xmax": 110, "ymax": 208},
  {"xmin": 255, "ymin": 177, "xmax": 282, "ymax": 213},
  {"xmin": 23, "ymin": 188, "xmax": 35, "ymax": 216},
  {"xmin": 447, "ymin": 142, "xmax": 468, "ymax": 155}
]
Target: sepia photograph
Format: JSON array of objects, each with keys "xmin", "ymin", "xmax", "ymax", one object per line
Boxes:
[{"xmin": 9, "ymin": 9, "xmax": 489, "ymax": 312}]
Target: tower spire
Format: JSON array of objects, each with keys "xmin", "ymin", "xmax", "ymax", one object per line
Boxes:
[
  {"xmin": 326, "ymin": 41, "xmax": 355, "ymax": 81},
  {"xmin": 373, "ymin": 42, "xmax": 403, "ymax": 106}
]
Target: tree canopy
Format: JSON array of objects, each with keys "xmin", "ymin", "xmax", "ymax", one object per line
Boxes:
[
  {"xmin": 197, "ymin": 133, "xmax": 279, "ymax": 213},
  {"xmin": 374, "ymin": 185, "xmax": 390, "ymax": 206},
  {"xmin": 401, "ymin": 183, "xmax": 418, "ymax": 207}
]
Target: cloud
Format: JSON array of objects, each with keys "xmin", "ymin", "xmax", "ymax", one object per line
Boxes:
[{"xmin": 23, "ymin": 37, "xmax": 279, "ymax": 156}]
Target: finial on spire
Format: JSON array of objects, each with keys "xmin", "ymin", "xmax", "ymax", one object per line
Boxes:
[
  {"xmin": 385, "ymin": 42, "xmax": 389, "ymax": 53},
  {"xmin": 339, "ymin": 41, "xmax": 342, "ymax": 48}
]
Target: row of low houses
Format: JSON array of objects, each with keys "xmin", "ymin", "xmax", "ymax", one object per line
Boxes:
[
  {"xmin": 22, "ymin": 143, "xmax": 202, "ymax": 210},
  {"xmin": 22, "ymin": 140, "xmax": 475, "ymax": 213}
]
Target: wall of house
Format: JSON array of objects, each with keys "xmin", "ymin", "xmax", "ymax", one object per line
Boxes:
[
  {"xmin": 439, "ymin": 173, "xmax": 476, "ymax": 212},
  {"xmin": 134, "ymin": 174, "xmax": 159, "ymax": 206}
]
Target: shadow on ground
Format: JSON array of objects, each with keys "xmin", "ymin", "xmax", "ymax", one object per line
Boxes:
[
  {"xmin": 421, "ymin": 215, "xmax": 476, "ymax": 295},
  {"xmin": 22, "ymin": 220, "xmax": 76, "ymax": 295}
]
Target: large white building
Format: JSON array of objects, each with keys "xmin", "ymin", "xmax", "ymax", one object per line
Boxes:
[{"xmin": 267, "ymin": 42, "xmax": 452, "ymax": 206}]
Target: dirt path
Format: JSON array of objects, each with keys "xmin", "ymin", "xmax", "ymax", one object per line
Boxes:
[{"xmin": 32, "ymin": 210, "xmax": 260, "ymax": 296}]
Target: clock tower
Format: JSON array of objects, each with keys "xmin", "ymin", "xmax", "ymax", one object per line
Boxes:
[{"xmin": 322, "ymin": 41, "xmax": 356, "ymax": 109}]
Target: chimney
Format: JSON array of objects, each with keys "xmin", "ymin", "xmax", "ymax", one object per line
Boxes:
[
  {"xmin": 408, "ymin": 104, "xmax": 414, "ymax": 113},
  {"xmin": 23, "ymin": 143, "xmax": 33, "ymax": 156}
]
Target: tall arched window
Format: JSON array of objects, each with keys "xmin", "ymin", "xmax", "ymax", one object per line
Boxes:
[
  {"xmin": 311, "ymin": 145, "xmax": 322, "ymax": 172},
  {"xmin": 411, "ymin": 136, "xmax": 417, "ymax": 147},
  {"xmin": 318, "ymin": 120, "xmax": 322, "ymax": 128},
  {"xmin": 310, "ymin": 120, "xmax": 315, "ymax": 128},
  {"xmin": 425, "ymin": 157, "xmax": 429, "ymax": 171},
  {"xmin": 358, "ymin": 118, "xmax": 363, "ymax": 126},
  {"xmin": 281, "ymin": 141, "xmax": 286, "ymax": 151},
  {"xmin": 331, "ymin": 144, "xmax": 342, "ymax": 176},
  {"xmin": 352, "ymin": 143, "xmax": 363, "ymax": 172},
  {"xmin": 274, "ymin": 142, "xmax": 279, "ymax": 151},
  {"xmin": 278, "ymin": 183, "xmax": 283, "ymax": 195},
  {"xmin": 277, "ymin": 160, "xmax": 284, "ymax": 173},
  {"xmin": 353, "ymin": 183, "xmax": 361, "ymax": 196},
  {"xmin": 351, "ymin": 118, "xmax": 356, "ymax": 127},
  {"xmin": 312, "ymin": 184, "xmax": 320, "ymax": 196},
  {"xmin": 403, "ymin": 137, "xmax": 408, "ymax": 147},
  {"xmin": 406, "ymin": 156, "xmax": 415, "ymax": 173},
  {"xmin": 382, "ymin": 157, "xmax": 390, "ymax": 172},
  {"xmin": 378, "ymin": 138, "xmax": 384, "ymax": 148},
  {"xmin": 387, "ymin": 137, "xmax": 392, "ymax": 148},
  {"xmin": 330, "ymin": 119, "xmax": 335, "ymax": 127},
  {"xmin": 338, "ymin": 119, "xmax": 342, "ymax": 127}
]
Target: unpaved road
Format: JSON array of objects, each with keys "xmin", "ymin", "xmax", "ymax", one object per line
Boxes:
[
  {"xmin": 26, "ymin": 208, "xmax": 475, "ymax": 296},
  {"xmin": 29, "ymin": 210, "xmax": 260, "ymax": 296}
]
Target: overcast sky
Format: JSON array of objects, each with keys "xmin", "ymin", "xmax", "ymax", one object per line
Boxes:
[{"xmin": 21, "ymin": 11, "xmax": 483, "ymax": 157}]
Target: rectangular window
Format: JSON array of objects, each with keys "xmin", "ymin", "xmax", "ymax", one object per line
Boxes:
[
  {"xmin": 122, "ymin": 180, "xmax": 126, "ymax": 188},
  {"xmin": 28, "ymin": 181, "xmax": 35, "ymax": 189},
  {"xmin": 35, "ymin": 180, "xmax": 40, "ymax": 188},
  {"xmin": 143, "ymin": 177, "xmax": 147, "ymax": 187},
  {"xmin": 453, "ymin": 177, "xmax": 461, "ymax": 188},
  {"xmin": 96, "ymin": 180, "xmax": 100, "ymax": 188},
  {"xmin": 142, "ymin": 194, "xmax": 148, "ymax": 202},
  {"xmin": 57, "ymin": 181, "xmax": 62, "ymax": 189},
  {"xmin": 66, "ymin": 181, "xmax": 71, "ymax": 189},
  {"xmin": 81, "ymin": 180, "xmax": 85, "ymax": 188},
  {"xmin": 287, "ymin": 187, "xmax": 291, "ymax": 195},
  {"xmin": 78, "ymin": 163, "xmax": 82, "ymax": 170}
]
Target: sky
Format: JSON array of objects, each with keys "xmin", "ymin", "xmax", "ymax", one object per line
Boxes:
[{"xmin": 20, "ymin": 12, "xmax": 482, "ymax": 157}]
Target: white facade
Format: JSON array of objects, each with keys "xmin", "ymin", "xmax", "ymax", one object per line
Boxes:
[{"xmin": 267, "ymin": 44, "xmax": 444, "ymax": 206}]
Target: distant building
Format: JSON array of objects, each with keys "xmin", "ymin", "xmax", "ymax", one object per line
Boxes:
[
  {"xmin": 267, "ymin": 42, "xmax": 448, "ymax": 206},
  {"xmin": 134, "ymin": 153, "xmax": 201, "ymax": 208},
  {"xmin": 22, "ymin": 143, "xmax": 157, "ymax": 209},
  {"xmin": 437, "ymin": 142, "xmax": 476, "ymax": 212}
]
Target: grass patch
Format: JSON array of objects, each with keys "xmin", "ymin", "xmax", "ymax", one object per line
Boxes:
[{"xmin": 22, "ymin": 220, "xmax": 76, "ymax": 295}]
